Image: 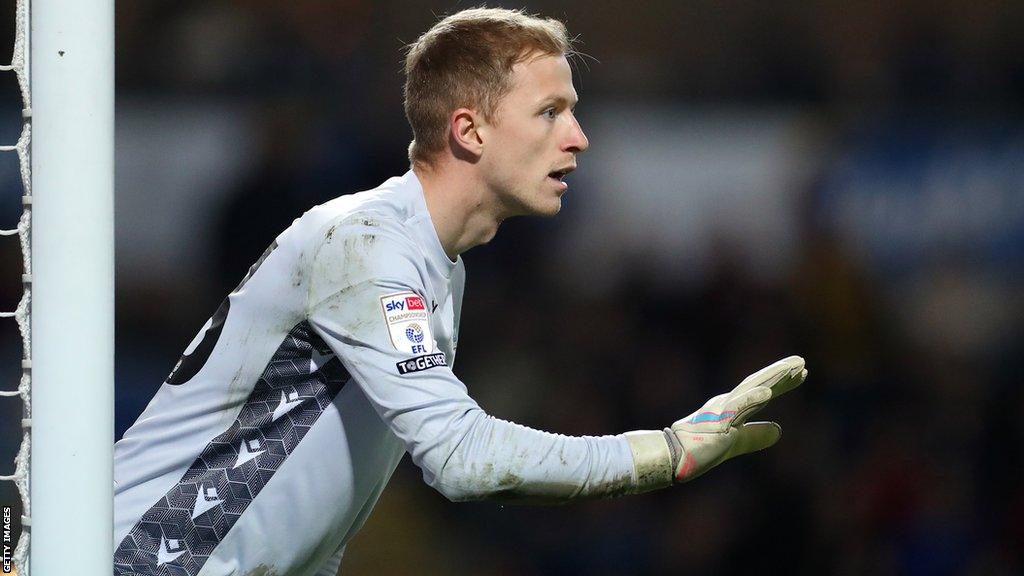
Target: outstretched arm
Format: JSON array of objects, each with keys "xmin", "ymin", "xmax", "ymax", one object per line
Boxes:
[{"xmin": 307, "ymin": 216, "xmax": 808, "ymax": 502}]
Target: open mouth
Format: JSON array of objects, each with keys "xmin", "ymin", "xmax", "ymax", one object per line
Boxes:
[{"xmin": 547, "ymin": 167, "xmax": 573, "ymax": 181}]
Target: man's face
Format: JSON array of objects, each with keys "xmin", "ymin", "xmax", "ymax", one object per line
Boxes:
[{"xmin": 478, "ymin": 53, "xmax": 589, "ymax": 218}]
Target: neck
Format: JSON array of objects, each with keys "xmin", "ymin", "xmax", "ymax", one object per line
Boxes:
[{"xmin": 413, "ymin": 160, "xmax": 505, "ymax": 260}]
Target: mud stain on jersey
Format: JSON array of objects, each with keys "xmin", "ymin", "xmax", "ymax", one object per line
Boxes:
[
  {"xmin": 337, "ymin": 233, "xmax": 375, "ymax": 287},
  {"xmin": 497, "ymin": 470, "xmax": 523, "ymax": 490},
  {"xmin": 243, "ymin": 564, "xmax": 279, "ymax": 576},
  {"xmin": 314, "ymin": 224, "xmax": 377, "ymax": 295},
  {"xmin": 311, "ymin": 215, "xmax": 405, "ymax": 352}
]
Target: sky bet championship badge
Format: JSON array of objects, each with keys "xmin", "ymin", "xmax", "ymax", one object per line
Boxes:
[{"xmin": 380, "ymin": 292, "xmax": 435, "ymax": 355}]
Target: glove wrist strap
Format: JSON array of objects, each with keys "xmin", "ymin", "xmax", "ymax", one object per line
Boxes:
[{"xmin": 623, "ymin": 430, "xmax": 675, "ymax": 493}]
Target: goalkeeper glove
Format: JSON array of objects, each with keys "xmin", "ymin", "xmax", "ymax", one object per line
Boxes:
[{"xmin": 624, "ymin": 355, "xmax": 807, "ymax": 491}]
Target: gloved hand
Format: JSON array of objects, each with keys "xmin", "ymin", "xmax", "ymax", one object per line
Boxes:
[{"xmin": 624, "ymin": 356, "xmax": 808, "ymax": 492}]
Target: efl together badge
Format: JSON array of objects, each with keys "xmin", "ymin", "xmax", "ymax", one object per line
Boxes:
[{"xmin": 380, "ymin": 292, "xmax": 435, "ymax": 355}]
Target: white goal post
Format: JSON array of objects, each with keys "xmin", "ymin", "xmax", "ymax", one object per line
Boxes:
[{"xmin": 28, "ymin": 0, "xmax": 115, "ymax": 575}]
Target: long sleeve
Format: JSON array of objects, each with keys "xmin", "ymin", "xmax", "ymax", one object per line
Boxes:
[{"xmin": 305, "ymin": 214, "xmax": 637, "ymax": 502}]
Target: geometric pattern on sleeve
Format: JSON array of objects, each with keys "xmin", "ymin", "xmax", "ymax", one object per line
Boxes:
[{"xmin": 113, "ymin": 320, "xmax": 348, "ymax": 576}]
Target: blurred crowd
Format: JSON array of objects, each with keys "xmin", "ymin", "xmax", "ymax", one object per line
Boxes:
[{"xmin": 2, "ymin": 1, "xmax": 1023, "ymax": 574}]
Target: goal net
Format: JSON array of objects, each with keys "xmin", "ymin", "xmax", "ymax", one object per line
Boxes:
[{"xmin": 0, "ymin": 1, "xmax": 32, "ymax": 574}]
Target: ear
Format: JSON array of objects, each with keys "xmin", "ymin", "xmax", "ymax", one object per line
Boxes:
[{"xmin": 449, "ymin": 107, "xmax": 485, "ymax": 158}]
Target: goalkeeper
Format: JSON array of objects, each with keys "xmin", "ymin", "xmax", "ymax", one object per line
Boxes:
[{"xmin": 113, "ymin": 7, "xmax": 809, "ymax": 576}]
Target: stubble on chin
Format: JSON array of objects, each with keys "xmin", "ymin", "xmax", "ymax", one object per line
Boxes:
[{"xmin": 525, "ymin": 192, "xmax": 562, "ymax": 218}]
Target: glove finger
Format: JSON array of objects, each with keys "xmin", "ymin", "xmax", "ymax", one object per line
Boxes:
[
  {"xmin": 727, "ymin": 386, "xmax": 773, "ymax": 426},
  {"xmin": 724, "ymin": 421, "xmax": 781, "ymax": 459},
  {"xmin": 731, "ymin": 355, "xmax": 805, "ymax": 397},
  {"xmin": 770, "ymin": 368, "xmax": 808, "ymax": 399}
]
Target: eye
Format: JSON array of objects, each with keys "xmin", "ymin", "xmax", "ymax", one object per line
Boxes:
[{"xmin": 542, "ymin": 107, "xmax": 558, "ymax": 120}]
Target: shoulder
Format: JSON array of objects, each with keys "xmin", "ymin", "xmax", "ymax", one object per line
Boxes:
[
  {"xmin": 261, "ymin": 175, "xmax": 432, "ymax": 303},
  {"xmin": 301, "ymin": 199, "xmax": 428, "ymax": 295},
  {"xmin": 309, "ymin": 204, "xmax": 420, "ymax": 266},
  {"xmin": 290, "ymin": 174, "xmax": 423, "ymax": 255}
]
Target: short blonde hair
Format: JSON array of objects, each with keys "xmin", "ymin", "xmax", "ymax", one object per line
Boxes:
[{"xmin": 403, "ymin": 7, "xmax": 572, "ymax": 166}]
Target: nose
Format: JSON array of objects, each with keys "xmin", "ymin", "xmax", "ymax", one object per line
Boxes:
[{"xmin": 565, "ymin": 112, "xmax": 589, "ymax": 153}]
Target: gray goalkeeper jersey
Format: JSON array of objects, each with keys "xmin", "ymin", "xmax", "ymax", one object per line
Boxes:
[{"xmin": 113, "ymin": 171, "xmax": 636, "ymax": 576}]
